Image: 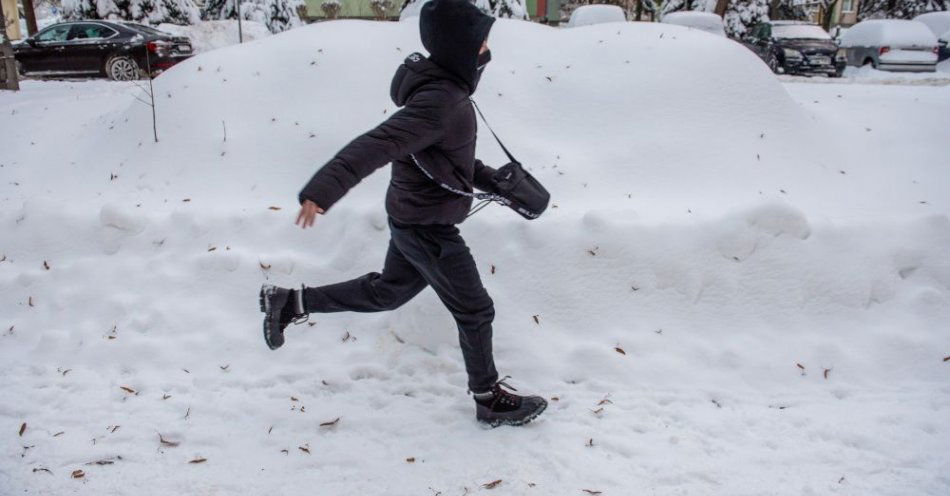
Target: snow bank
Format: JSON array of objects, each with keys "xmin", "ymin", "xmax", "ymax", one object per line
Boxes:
[
  {"xmin": 2, "ymin": 19, "xmax": 950, "ymax": 495},
  {"xmin": 156, "ymin": 20, "xmax": 272, "ymax": 53},
  {"xmin": 839, "ymin": 19, "xmax": 938, "ymax": 48}
]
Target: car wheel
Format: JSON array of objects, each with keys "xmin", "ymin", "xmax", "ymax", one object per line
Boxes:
[
  {"xmin": 105, "ymin": 55, "xmax": 140, "ymax": 81},
  {"xmin": 863, "ymin": 58, "xmax": 876, "ymax": 69},
  {"xmin": 767, "ymin": 53, "xmax": 780, "ymax": 73}
]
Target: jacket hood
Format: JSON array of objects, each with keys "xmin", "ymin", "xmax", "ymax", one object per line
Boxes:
[
  {"xmin": 390, "ymin": 53, "xmax": 463, "ymax": 106},
  {"xmin": 419, "ymin": 0, "xmax": 495, "ymax": 94}
]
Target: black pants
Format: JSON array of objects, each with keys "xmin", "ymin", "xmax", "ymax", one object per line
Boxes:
[{"xmin": 303, "ymin": 218, "xmax": 498, "ymax": 393}]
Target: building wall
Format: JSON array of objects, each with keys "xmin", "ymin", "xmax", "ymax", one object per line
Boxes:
[
  {"xmin": 2, "ymin": 0, "xmax": 22, "ymax": 40},
  {"xmin": 832, "ymin": 0, "xmax": 860, "ymax": 27}
]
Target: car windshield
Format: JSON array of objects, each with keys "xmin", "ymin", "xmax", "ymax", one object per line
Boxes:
[{"xmin": 773, "ymin": 25, "xmax": 832, "ymax": 40}]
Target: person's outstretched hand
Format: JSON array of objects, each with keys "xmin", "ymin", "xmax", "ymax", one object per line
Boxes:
[{"xmin": 296, "ymin": 200, "xmax": 325, "ymax": 229}]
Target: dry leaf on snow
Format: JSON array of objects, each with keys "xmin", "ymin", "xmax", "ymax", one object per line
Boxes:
[{"xmin": 482, "ymin": 480, "xmax": 502, "ymax": 489}]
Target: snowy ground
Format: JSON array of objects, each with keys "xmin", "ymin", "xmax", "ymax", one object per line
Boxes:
[
  {"xmin": 780, "ymin": 60, "xmax": 950, "ymax": 86},
  {"xmin": 1, "ymin": 20, "xmax": 949, "ymax": 496}
]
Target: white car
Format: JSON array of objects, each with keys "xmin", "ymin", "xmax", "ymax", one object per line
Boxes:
[
  {"xmin": 567, "ymin": 5, "xmax": 626, "ymax": 28},
  {"xmin": 838, "ymin": 19, "xmax": 939, "ymax": 72},
  {"xmin": 913, "ymin": 11, "xmax": 950, "ymax": 61},
  {"xmin": 660, "ymin": 12, "xmax": 726, "ymax": 37}
]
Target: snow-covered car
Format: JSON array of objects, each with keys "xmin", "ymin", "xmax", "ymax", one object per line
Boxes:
[
  {"xmin": 13, "ymin": 20, "xmax": 193, "ymax": 81},
  {"xmin": 567, "ymin": 5, "xmax": 626, "ymax": 28},
  {"xmin": 739, "ymin": 21, "xmax": 845, "ymax": 77},
  {"xmin": 913, "ymin": 12, "xmax": 950, "ymax": 61},
  {"xmin": 838, "ymin": 19, "xmax": 939, "ymax": 72},
  {"xmin": 660, "ymin": 11, "xmax": 726, "ymax": 37},
  {"xmin": 400, "ymin": 0, "xmax": 430, "ymax": 20}
]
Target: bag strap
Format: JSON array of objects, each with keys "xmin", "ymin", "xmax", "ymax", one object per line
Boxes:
[
  {"xmin": 407, "ymin": 99, "xmax": 515, "ymax": 210},
  {"xmin": 469, "ymin": 98, "xmax": 518, "ymax": 164},
  {"xmin": 408, "ymin": 153, "xmax": 505, "ymax": 203}
]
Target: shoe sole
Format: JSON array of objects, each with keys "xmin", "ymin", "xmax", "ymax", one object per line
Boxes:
[
  {"xmin": 259, "ymin": 285, "xmax": 282, "ymax": 351},
  {"xmin": 479, "ymin": 399, "xmax": 548, "ymax": 428}
]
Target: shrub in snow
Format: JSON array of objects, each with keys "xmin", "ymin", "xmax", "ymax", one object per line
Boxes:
[
  {"xmin": 63, "ymin": 0, "xmax": 202, "ymax": 25},
  {"xmin": 320, "ymin": 0, "xmax": 342, "ymax": 19},
  {"xmin": 202, "ymin": 0, "xmax": 303, "ymax": 33},
  {"xmin": 859, "ymin": 0, "xmax": 948, "ymax": 21},
  {"xmin": 723, "ymin": 0, "xmax": 769, "ymax": 37},
  {"xmin": 474, "ymin": 0, "xmax": 528, "ymax": 19},
  {"xmin": 370, "ymin": 0, "xmax": 394, "ymax": 19}
]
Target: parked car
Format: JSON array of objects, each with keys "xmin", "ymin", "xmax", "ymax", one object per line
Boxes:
[
  {"xmin": 913, "ymin": 12, "xmax": 950, "ymax": 61},
  {"xmin": 13, "ymin": 20, "xmax": 193, "ymax": 81},
  {"xmin": 660, "ymin": 12, "xmax": 726, "ymax": 37},
  {"xmin": 738, "ymin": 21, "xmax": 846, "ymax": 77},
  {"xmin": 567, "ymin": 5, "xmax": 626, "ymax": 28},
  {"xmin": 837, "ymin": 19, "xmax": 938, "ymax": 72}
]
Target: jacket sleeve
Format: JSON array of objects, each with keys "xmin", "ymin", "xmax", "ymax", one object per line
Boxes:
[
  {"xmin": 473, "ymin": 159, "xmax": 498, "ymax": 193},
  {"xmin": 298, "ymin": 87, "xmax": 451, "ymax": 210}
]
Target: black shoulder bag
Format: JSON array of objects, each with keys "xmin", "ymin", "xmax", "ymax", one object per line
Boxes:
[{"xmin": 409, "ymin": 99, "xmax": 551, "ymax": 220}]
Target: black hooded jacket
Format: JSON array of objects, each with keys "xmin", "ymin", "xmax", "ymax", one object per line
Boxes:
[{"xmin": 298, "ymin": 0, "xmax": 497, "ymax": 226}]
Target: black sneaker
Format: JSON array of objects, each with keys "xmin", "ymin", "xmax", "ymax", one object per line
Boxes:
[
  {"xmin": 259, "ymin": 284, "xmax": 307, "ymax": 350},
  {"xmin": 474, "ymin": 378, "xmax": 547, "ymax": 427}
]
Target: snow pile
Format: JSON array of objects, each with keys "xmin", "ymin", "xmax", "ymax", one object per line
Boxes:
[
  {"xmin": 567, "ymin": 5, "xmax": 626, "ymax": 27},
  {"xmin": 156, "ymin": 20, "xmax": 272, "ymax": 53},
  {"xmin": 2, "ymin": 19, "xmax": 950, "ymax": 495},
  {"xmin": 914, "ymin": 11, "xmax": 950, "ymax": 39},
  {"xmin": 660, "ymin": 11, "xmax": 726, "ymax": 37},
  {"xmin": 839, "ymin": 19, "xmax": 938, "ymax": 48}
]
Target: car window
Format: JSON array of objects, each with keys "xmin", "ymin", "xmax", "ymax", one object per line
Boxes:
[
  {"xmin": 123, "ymin": 23, "xmax": 168, "ymax": 36},
  {"xmin": 36, "ymin": 25, "xmax": 71, "ymax": 43},
  {"xmin": 69, "ymin": 24, "xmax": 117, "ymax": 41}
]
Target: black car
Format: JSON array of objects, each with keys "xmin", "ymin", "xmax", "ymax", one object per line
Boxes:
[
  {"xmin": 13, "ymin": 21, "xmax": 193, "ymax": 81},
  {"xmin": 738, "ymin": 21, "xmax": 846, "ymax": 77}
]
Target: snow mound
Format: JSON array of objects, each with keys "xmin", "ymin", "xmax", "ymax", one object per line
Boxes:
[{"xmin": 33, "ymin": 19, "xmax": 828, "ymax": 221}]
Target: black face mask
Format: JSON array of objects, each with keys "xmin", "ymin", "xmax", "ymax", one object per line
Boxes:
[
  {"xmin": 473, "ymin": 49, "xmax": 491, "ymax": 89},
  {"xmin": 477, "ymin": 48, "xmax": 492, "ymax": 69}
]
